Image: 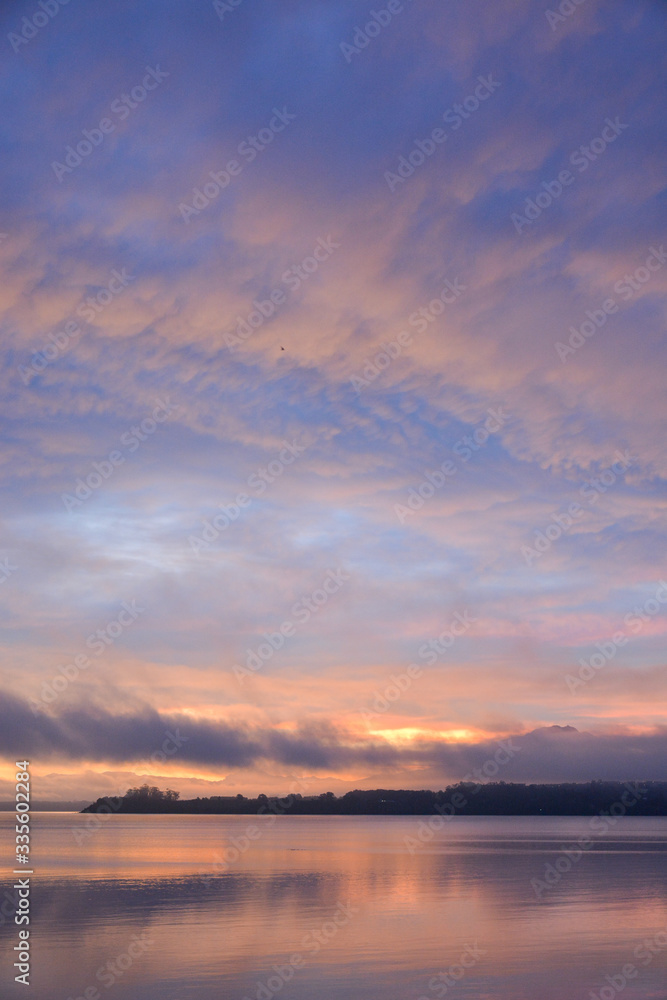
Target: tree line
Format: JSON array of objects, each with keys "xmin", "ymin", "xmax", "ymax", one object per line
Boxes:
[{"xmin": 81, "ymin": 780, "xmax": 667, "ymax": 816}]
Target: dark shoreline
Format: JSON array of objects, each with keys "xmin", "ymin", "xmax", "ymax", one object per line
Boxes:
[{"xmin": 81, "ymin": 780, "xmax": 667, "ymax": 816}]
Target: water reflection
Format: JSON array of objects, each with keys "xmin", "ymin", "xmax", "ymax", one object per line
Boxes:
[{"xmin": 1, "ymin": 815, "xmax": 666, "ymax": 1000}]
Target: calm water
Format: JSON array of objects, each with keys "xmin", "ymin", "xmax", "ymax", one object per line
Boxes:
[{"xmin": 1, "ymin": 814, "xmax": 666, "ymax": 999}]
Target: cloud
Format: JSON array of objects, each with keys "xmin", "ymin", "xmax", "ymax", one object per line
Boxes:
[
  {"xmin": 2, "ymin": 692, "xmax": 667, "ymax": 784},
  {"xmin": 0, "ymin": 0, "xmax": 665, "ymax": 794}
]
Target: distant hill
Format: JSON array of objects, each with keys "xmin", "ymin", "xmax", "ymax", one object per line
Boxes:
[{"xmin": 81, "ymin": 781, "xmax": 667, "ymax": 816}]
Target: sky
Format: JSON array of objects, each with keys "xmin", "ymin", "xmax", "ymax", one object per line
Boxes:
[{"xmin": 0, "ymin": 0, "xmax": 665, "ymax": 803}]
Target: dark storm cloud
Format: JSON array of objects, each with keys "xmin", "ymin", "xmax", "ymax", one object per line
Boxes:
[{"xmin": 2, "ymin": 692, "xmax": 666, "ymax": 781}]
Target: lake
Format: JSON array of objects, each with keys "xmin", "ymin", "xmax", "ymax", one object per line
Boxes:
[{"xmin": 1, "ymin": 814, "xmax": 666, "ymax": 999}]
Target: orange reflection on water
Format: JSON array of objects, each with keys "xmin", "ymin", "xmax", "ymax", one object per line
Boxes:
[{"xmin": 1, "ymin": 814, "xmax": 666, "ymax": 1000}]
